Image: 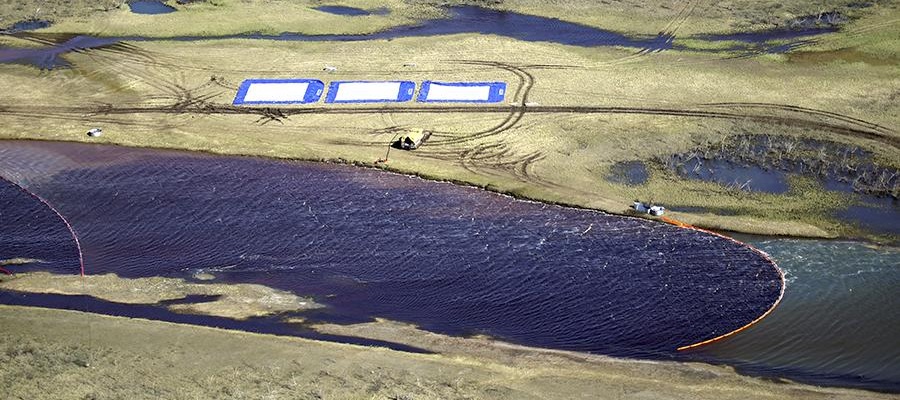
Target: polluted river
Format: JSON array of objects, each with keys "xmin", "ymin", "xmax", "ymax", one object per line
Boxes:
[{"xmin": 0, "ymin": 140, "xmax": 897, "ymax": 392}]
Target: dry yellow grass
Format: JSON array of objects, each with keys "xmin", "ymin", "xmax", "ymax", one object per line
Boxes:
[
  {"xmin": 1, "ymin": 305, "xmax": 894, "ymax": 399},
  {"xmin": 1, "ymin": 30, "xmax": 896, "ymax": 239}
]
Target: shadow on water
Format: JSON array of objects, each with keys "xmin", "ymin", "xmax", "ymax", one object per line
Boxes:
[
  {"xmin": 0, "ymin": 6, "xmax": 839, "ymax": 70},
  {"xmin": 314, "ymin": 5, "xmax": 389, "ymax": 17},
  {"xmin": 0, "ymin": 35, "xmax": 120, "ymax": 70},
  {"xmin": 128, "ymin": 1, "xmax": 177, "ymax": 15},
  {"xmin": 0, "ymin": 291, "xmax": 430, "ymax": 354}
]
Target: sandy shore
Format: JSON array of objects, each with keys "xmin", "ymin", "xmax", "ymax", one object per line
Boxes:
[
  {"xmin": 0, "ymin": 272, "xmax": 321, "ymax": 320},
  {"xmin": 1, "ymin": 305, "xmax": 894, "ymax": 400}
]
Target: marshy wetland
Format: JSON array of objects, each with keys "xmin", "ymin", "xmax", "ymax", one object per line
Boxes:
[{"xmin": 1, "ymin": 0, "xmax": 898, "ymax": 397}]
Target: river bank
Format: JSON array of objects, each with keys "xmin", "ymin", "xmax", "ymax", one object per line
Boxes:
[
  {"xmin": 0, "ymin": 27, "xmax": 896, "ymax": 241},
  {"xmin": 1, "ymin": 304, "xmax": 893, "ymax": 400},
  {"xmin": 1, "ymin": 140, "xmax": 897, "ymax": 391},
  {"xmin": 0, "ymin": 3, "xmax": 897, "ymax": 241}
]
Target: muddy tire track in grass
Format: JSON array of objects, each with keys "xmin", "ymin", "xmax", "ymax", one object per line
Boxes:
[
  {"xmin": 415, "ymin": 60, "xmax": 555, "ymax": 185},
  {"xmin": 698, "ymin": 102, "xmax": 896, "ymax": 137},
  {"xmin": 5, "ymin": 101, "xmax": 895, "ymax": 147}
]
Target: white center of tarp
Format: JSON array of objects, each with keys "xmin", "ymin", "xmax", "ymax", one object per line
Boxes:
[
  {"xmin": 425, "ymin": 84, "xmax": 491, "ymax": 101},
  {"xmin": 333, "ymin": 82, "xmax": 402, "ymax": 101},
  {"xmin": 243, "ymin": 82, "xmax": 310, "ymax": 102}
]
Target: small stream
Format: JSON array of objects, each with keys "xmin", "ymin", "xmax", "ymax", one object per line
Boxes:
[{"xmin": 0, "ymin": 6, "xmax": 839, "ymax": 70}]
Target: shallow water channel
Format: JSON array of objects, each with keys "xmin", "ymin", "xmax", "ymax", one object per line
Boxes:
[
  {"xmin": 0, "ymin": 6, "xmax": 838, "ymax": 70},
  {"xmin": 0, "ymin": 141, "xmax": 897, "ymax": 391}
]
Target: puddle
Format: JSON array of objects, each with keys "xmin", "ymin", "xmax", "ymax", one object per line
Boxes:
[
  {"xmin": 129, "ymin": 1, "xmax": 177, "ymax": 15},
  {"xmin": 607, "ymin": 161, "xmax": 649, "ymax": 185},
  {"xmin": 3, "ymin": 19, "xmax": 51, "ymax": 33},
  {"xmin": 664, "ymin": 135, "xmax": 899, "ymax": 236},
  {"xmin": 678, "ymin": 159, "xmax": 790, "ymax": 194},
  {"xmin": 698, "ymin": 27, "xmax": 839, "ymax": 44},
  {"xmin": 837, "ymin": 205, "xmax": 900, "ymax": 235},
  {"xmin": 785, "ymin": 11, "xmax": 849, "ymax": 30},
  {"xmin": 314, "ymin": 6, "xmax": 389, "ymax": 16},
  {"xmin": 835, "ymin": 191, "xmax": 899, "ymax": 236},
  {"xmin": 666, "ymin": 205, "xmax": 739, "ymax": 216}
]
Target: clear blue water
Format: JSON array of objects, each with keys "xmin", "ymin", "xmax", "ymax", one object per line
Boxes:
[
  {"xmin": 128, "ymin": 1, "xmax": 177, "ymax": 15},
  {"xmin": 0, "ymin": 141, "xmax": 780, "ymax": 358},
  {"xmin": 2, "ymin": 141, "xmax": 898, "ymax": 392}
]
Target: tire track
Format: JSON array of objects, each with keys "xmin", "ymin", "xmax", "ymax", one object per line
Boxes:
[{"xmin": 6, "ymin": 102, "xmax": 894, "ymax": 147}]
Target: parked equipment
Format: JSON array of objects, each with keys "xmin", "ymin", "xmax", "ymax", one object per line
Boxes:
[
  {"xmin": 396, "ymin": 129, "xmax": 431, "ymax": 150},
  {"xmin": 633, "ymin": 200, "xmax": 665, "ymax": 216}
]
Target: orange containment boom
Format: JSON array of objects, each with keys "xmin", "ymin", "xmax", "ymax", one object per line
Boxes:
[
  {"xmin": 660, "ymin": 215, "xmax": 786, "ymax": 351},
  {"xmin": 0, "ymin": 175, "xmax": 85, "ymax": 277}
]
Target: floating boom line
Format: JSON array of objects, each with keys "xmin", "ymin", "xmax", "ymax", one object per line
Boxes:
[{"xmin": 0, "ymin": 174, "xmax": 85, "ymax": 277}]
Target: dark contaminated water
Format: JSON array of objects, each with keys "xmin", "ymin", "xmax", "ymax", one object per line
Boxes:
[
  {"xmin": 0, "ymin": 141, "xmax": 780, "ymax": 357},
  {"xmin": 128, "ymin": 1, "xmax": 177, "ymax": 15},
  {"xmin": 0, "ymin": 6, "xmax": 836, "ymax": 69},
  {"xmin": 2, "ymin": 141, "xmax": 897, "ymax": 392}
]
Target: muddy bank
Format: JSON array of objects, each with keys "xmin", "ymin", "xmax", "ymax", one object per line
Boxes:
[
  {"xmin": 1, "ymin": 305, "xmax": 892, "ymax": 400},
  {"xmin": 0, "ymin": 272, "xmax": 321, "ymax": 320},
  {"xmin": 0, "ymin": 257, "xmax": 43, "ymax": 266}
]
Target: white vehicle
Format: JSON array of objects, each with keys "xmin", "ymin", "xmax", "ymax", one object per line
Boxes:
[{"xmin": 633, "ymin": 201, "xmax": 665, "ymax": 216}]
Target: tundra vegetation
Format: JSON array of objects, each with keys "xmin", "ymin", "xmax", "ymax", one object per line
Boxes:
[
  {"xmin": 0, "ymin": 1, "xmax": 898, "ymax": 397},
  {"xmin": 0, "ymin": 1, "xmax": 897, "ymax": 242}
]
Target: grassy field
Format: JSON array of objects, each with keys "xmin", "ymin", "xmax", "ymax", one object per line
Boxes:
[
  {"xmin": 1, "ymin": 304, "xmax": 895, "ymax": 399},
  {"xmin": 1, "ymin": 2, "xmax": 898, "ymax": 397},
  {"xmin": 1, "ymin": 16, "xmax": 897, "ymax": 240},
  {"xmin": 6, "ymin": 0, "xmax": 896, "ymax": 37}
]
